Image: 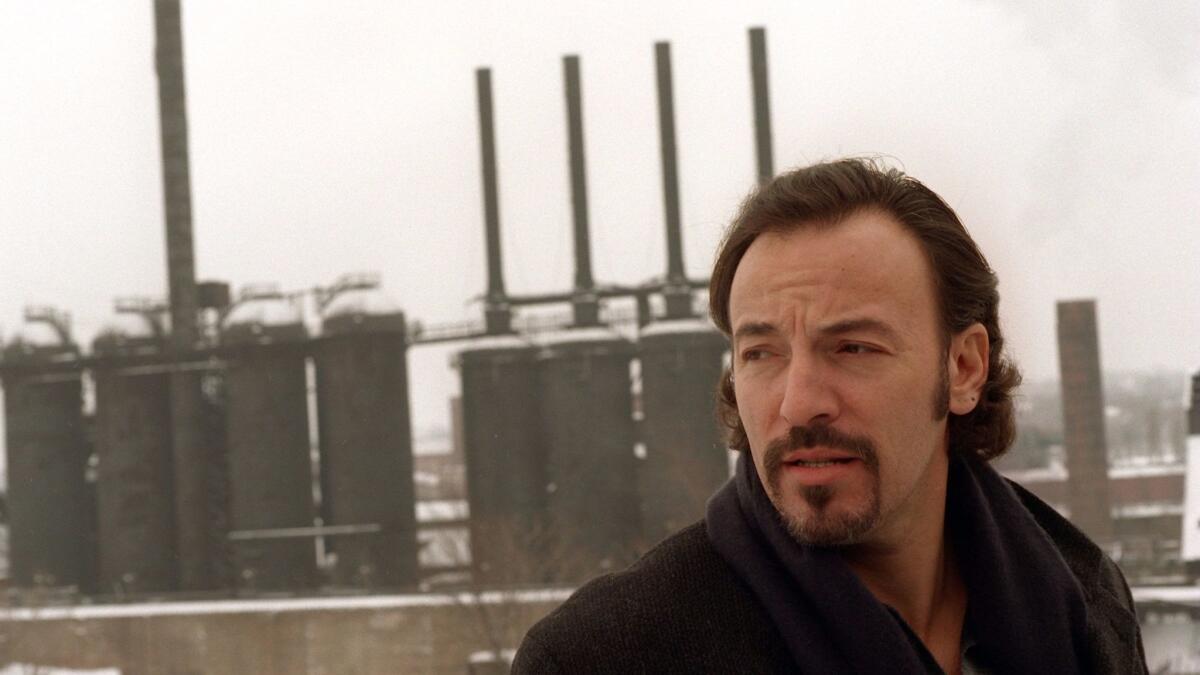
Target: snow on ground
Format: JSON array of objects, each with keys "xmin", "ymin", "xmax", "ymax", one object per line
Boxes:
[
  {"xmin": 0, "ymin": 587, "xmax": 575, "ymax": 621},
  {"xmin": 0, "ymin": 662, "xmax": 120, "ymax": 667}
]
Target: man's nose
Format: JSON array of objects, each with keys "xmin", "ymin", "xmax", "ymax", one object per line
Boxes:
[{"xmin": 778, "ymin": 353, "xmax": 840, "ymax": 428}]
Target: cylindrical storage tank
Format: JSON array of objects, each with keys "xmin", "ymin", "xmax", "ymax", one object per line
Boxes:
[
  {"xmin": 222, "ymin": 291, "xmax": 318, "ymax": 591},
  {"xmin": 455, "ymin": 335, "xmax": 546, "ymax": 585},
  {"xmin": 314, "ymin": 288, "xmax": 417, "ymax": 589},
  {"xmin": 0, "ymin": 325, "xmax": 91, "ymax": 590},
  {"xmin": 637, "ymin": 319, "xmax": 730, "ymax": 543},
  {"xmin": 535, "ymin": 327, "xmax": 640, "ymax": 580},
  {"xmin": 92, "ymin": 315, "xmax": 178, "ymax": 593}
]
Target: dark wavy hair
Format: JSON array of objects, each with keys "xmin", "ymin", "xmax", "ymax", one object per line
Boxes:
[{"xmin": 709, "ymin": 158, "xmax": 1021, "ymax": 462}]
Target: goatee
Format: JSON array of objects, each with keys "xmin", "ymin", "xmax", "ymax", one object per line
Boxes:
[{"xmin": 761, "ymin": 425, "xmax": 881, "ymax": 546}]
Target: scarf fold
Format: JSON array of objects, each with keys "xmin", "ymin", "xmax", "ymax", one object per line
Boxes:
[{"xmin": 705, "ymin": 452, "xmax": 1090, "ymax": 674}]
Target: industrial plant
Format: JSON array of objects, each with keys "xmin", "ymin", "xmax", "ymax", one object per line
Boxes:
[
  {"xmin": 2, "ymin": 2, "xmax": 1199, "ymax": 673},
  {"xmin": 0, "ymin": 4, "xmax": 772, "ymax": 600}
]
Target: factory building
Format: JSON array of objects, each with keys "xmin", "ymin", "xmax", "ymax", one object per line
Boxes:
[
  {"xmin": 314, "ymin": 279, "xmax": 418, "ymax": 589},
  {"xmin": 636, "ymin": 319, "xmax": 729, "ymax": 544},
  {"xmin": 0, "ymin": 316, "xmax": 93, "ymax": 590},
  {"xmin": 222, "ymin": 286, "xmax": 318, "ymax": 591},
  {"xmin": 456, "ymin": 335, "xmax": 547, "ymax": 584},
  {"xmin": 1007, "ymin": 463, "xmax": 1186, "ymax": 584},
  {"xmin": 634, "ymin": 41, "xmax": 733, "ymax": 543},
  {"xmin": 0, "ymin": 22, "xmax": 790, "ymax": 599},
  {"xmin": 92, "ymin": 313, "xmax": 179, "ymax": 593},
  {"xmin": 536, "ymin": 328, "xmax": 642, "ymax": 579}
]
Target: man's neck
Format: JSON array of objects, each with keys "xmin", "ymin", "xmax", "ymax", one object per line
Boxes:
[
  {"xmin": 840, "ymin": 458, "xmax": 969, "ymax": 667},
  {"xmin": 843, "ymin": 511, "xmax": 968, "ymax": 673},
  {"xmin": 849, "ymin": 534, "xmax": 964, "ymax": 615}
]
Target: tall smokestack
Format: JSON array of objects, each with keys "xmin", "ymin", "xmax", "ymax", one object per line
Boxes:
[
  {"xmin": 153, "ymin": 0, "xmax": 215, "ymax": 590},
  {"xmin": 1056, "ymin": 299, "xmax": 1114, "ymax": 545},
  {"xmin": 748, "ymin": 27, "xmax": 774, "ymax": 185},
  {"xmin": 654, "ymin": 42, "xmax": 692, "ymax": 320},
  {"xmin": 475, "ymin": 68, "xmax": 512, "ymax": 335},
  {"xmin": 563, "ymin": 55, "xmax": 600, "ymax": 327},
  {"xmin": 154, "ymin": 0, "xmax": 198, "ymax": 344}
]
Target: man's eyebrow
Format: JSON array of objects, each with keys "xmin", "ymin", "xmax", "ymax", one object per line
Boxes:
[
  {"xmin": 732, "ymin": 321, "xmax": 778, "ymax": 342},
  {"xmin": 817, "ymin": 317, "xmax": 901, "ymax": 342}
]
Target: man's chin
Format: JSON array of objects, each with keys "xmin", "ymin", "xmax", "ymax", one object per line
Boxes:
[{"xmin": 775, "ymin": 497, "xmax": 881, "ymax": 548}]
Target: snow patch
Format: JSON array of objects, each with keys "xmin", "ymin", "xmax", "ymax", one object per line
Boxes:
[
  {"xmin": 0, "ymin": 588, "xmax": 575, "ymax": 622},
  {"xmin": 0, "ymin": 662, "xmax": 120, "ymax": 667},
  {"xmin": 532, "ymin": 327, "xmax": 625, "ymax": 346},
  {"xmin": 638, "ymin": 318, "xmax": 719, "ymax": 337}
]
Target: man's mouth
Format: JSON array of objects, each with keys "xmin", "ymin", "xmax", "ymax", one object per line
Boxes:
[{"xmin": 787, "ymin": 458, "xmax": 856, "ymax": 468}]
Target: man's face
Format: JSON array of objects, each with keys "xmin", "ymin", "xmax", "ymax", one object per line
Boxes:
[{"xmin": 728, "ymin": 210, "xmax": 953, "ymax": 547}]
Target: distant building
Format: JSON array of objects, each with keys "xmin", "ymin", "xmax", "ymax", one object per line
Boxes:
[
  {"xmin": 413, "ymin": 417, "xmax": 471, "ymax": 585},
  {"xmin": 1056, "ymin": 299, "xmax": 1115, "ymax": 544},
  {"xmin": 1006, "ymin": 461, "xmax": 1185, "ymax": 583},
  {"xmin": 0, "ymin": 521, "xmax": 8, "ymax": 587},
  {"xmin": 1002, "ymin": 367, "xmax": 1192, "ymax": 585},
  {"xmin": 1179, "ymin": 371, "xmax": 1200, "ymax": 578}
]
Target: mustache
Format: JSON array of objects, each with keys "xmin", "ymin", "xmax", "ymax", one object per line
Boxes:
[{"xmin": 763, "ymin": 425, "xmax": 879, "ymax": 476}]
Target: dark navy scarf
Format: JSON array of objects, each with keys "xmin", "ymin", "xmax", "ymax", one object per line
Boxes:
[{"xmin": 705, "ymin": 452, "xmax": 1090, "ymax": 674}]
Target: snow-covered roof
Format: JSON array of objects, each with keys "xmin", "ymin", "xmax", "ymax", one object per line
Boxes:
[
  {"xmin": 1109, "ymin": 462, "xmax": 1185, "ymax": 479},
  {"xmin": 639, "ymin": 318, "xmax": 720, "ymax": 337},
  {"xmin": 1132, "ymin": 586, "xmax": 1200, "ymax": 606},
  {"xmin": 1002, "ymin": 461, "xmax": 1185, "ymax": 483},
  {"xmin": 223, "ymin": 296, "xmax": 303, "ymax": 329},
  {"xmin": 0, "ymin": 587, "xmax": 576, "ymax": 621},
  {"xmin": 8, "ymin": 321, "xmax": 63, "ymax": 348},
  {"xmin": 94, "ymin": 314, "xmax": 155, "ymax": 341},
  {"xmin": 417, "ymin": 528, "xmax": 469, "ymax": 568},
  {"xmin": 415, "ymin": 499, "xmax": 469, "ymax": 522},
  {"xmin": 1111, "ymin": 502, "xmax": 1184, "ymax": 519},
  {"xmin": 533, "ymin": 326, "xmax": 626, "ymax": 346},
  {"xmin": 455, "ymin": 334, "xmax": 533, "ymax": 353},
  {"xmin": 1002, "ymin": 464, "xmax": 1068, "ymax": 483},
  {"xmin": 413, "ymin": 470, "xmax": 440, "ymax": 487},
  {"xmin": 468, "ymin": 649, "xmax": 516, "ymax": 664},
  {"xmin": 322, "ymin": 287, "xmax": 400, "ymax": 319},
  {"xmin": 0, "ymin": 662, "xmax": 120, "ymax": 667}
]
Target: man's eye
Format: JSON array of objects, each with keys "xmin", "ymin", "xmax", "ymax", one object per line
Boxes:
[
  {"xmin": 839, "ymin": 343, "xmax": 874, "ymax": 355},
  {"xmin": 742, "ymin": 349, "xmax": 767, "ymax": 362}
]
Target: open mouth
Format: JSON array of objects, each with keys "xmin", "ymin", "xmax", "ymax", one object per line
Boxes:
[{"xmin": 787, "ymin": 457, "xmax": 856, "ymax": 468}]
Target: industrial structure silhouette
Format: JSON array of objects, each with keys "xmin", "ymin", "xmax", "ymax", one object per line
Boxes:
[
  {"xmin": 2, "ymin": 1, "xmax": 1196, "ymax": 621},
  {"xmin": 0, "ymin": 1, "xmax": 773, "ymax": 598}
]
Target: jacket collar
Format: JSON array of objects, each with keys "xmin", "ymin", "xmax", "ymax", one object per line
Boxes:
[{"xmin": 706, "ymin": 452, "xmax": 1092, "ymax": 674}]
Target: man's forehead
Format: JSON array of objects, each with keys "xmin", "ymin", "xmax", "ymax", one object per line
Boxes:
[
  {"xmin": 728, "ymin": 213, "xmax": 938, "ymax": 333},
  {"xmin": 733, "ymin": 316, "xmax": 903, "ymax": 343}
]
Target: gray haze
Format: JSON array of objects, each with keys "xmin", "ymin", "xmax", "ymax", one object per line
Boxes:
[{"xmin": 1, "ymin": 0, "xmax": 1198, "ymax": 442}]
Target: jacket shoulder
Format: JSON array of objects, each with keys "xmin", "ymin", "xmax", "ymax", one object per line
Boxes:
[
  {"xmin": 1006, "ymin": 478, "xmax": 1148, "ymax": 674},
  {"xmin": 1005, "ymin": 479, "xmax": 1127, "ymax": 602},
  {"xmin": 512, "ymin": 522, "xmax": 792, "ymax": 674}
]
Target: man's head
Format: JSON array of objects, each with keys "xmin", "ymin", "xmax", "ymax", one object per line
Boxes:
[{"xmin": 710, "ymin": 158, "xmax": 1020, "ymax": 546}]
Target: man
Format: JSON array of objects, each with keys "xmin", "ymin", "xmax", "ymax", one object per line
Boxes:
[{"xmin": 513, "ymin": 159, "xmax": 1147, "ymax": 674}]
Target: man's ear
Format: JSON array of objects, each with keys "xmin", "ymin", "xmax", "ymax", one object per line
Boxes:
[
  {"xmin": 718, "ymin": 365, "xmax": 750, "ymax": 453},
  {"xmin": 948, "ymin": 322, "xmax": 989, "ymax": 416}
]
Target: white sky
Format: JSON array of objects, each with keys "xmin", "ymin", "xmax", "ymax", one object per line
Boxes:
[{"xmin": 1, "ymin": 0, "xmax": 1198, "ymax": 437}]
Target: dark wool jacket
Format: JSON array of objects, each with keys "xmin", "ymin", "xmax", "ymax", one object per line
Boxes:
[{"xmin": 512, "ymin": 482, "xmax": 1146, "ymax": 674}]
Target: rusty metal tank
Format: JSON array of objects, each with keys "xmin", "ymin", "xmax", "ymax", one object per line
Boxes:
[
  {"xmin": 314, "ymin": 280, "xmax": 417, "ymax": 589},
  {"xmin": 221, "ymin": 285, "xmax": 318, "ymax": 591},
  {"xmin": 1, "ymin": 319, "xmax": 91, "ymax": 590}
]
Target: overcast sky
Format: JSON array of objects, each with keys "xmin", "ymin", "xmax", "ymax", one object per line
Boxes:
[{"xmin": 1, "ymin": 0, "xmax": 1197, "ymax": 438}]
